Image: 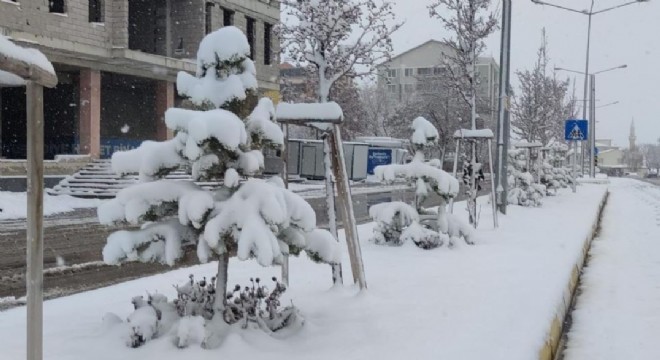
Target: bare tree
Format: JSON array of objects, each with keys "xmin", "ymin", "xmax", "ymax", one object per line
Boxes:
[
  {"xmin": 280, "ymin": 0, "xmax": 402, "ymax": 102},
  {"xmin": 511, "ymin": 30, "xmax": 573, "ymax": 146},
  {"xmin": 428, "ymin": 0, "xmax": 498, "ymax": 130}
]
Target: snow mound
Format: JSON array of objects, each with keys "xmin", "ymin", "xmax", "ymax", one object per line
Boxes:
[
  {"xmin": 247, "ymin": 98, "xmax": 284, "ymax": 146},
  {"xmin": 0, "ymin": 34, "xmax": 55, "ymax": 75},
  {"xmin": 411, "ymin": 117, "xmax": 439, "ymax": 146},
  {"xmin": 369, "ymin": 201, "xmax": 419, "ymax": 225}
]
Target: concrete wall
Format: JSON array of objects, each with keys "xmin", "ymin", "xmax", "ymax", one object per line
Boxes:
[{"xmin": 0, "ymin": 0, "xmax": 112, "ymax": 48}]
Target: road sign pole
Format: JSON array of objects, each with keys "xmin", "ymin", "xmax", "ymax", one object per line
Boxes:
[
  {"xmin": 589, "ymin": 74, "xmax": 596, "ymax": 177},
  {"xmin": 572, "ymin": 141, "xmax": 577, "ymax": 193}
]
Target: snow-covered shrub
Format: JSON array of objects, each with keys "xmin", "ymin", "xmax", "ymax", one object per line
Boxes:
[
  {"xmin": 507, "ymin": 149, "xmax": 545, "ymax": 207},
  {"xmin": 98, "ymin": 27, "xmax": 338, "ymax": 346},
  {"xmin": 371, "ymin": 117, "xmax": 472, "ymax": 248},
  {"xmin": 369, "ymin": 202, "xmax": 419, "ymax": 246}
]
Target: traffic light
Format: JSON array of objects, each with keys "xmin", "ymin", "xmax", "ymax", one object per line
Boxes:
[{"xmin": 594, "ymin": 155, "xmax": 598, "ymax": 167}]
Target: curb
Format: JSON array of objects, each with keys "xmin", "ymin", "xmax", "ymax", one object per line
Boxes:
[{"xmin": 538, "ymin": 189, "xmax": 610, "ymax": 360}]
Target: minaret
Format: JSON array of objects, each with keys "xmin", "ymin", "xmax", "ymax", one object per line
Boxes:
[{"xmin": 629, "ymin": 119, "xmax": 636, "ymax": 151}]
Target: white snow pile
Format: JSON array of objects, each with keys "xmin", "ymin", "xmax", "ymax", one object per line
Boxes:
[
  {"xmin": 0, "ymin": 191, "xmax": 100, "ymax": 220},
  {"xmin": 276, "ymin": 102, "xmax": 344, "ymax": 123},
  {"xmin": 453, "ymin": 128, "xmax": 494, "ymax": 139},
  {"xmin": 247, "ymin": 98, "xmax": 284, "ymax": 146},
  {"xmin": 177, "ymin": 26, "xmax": 258, "ymax": 108},
  {"xmin": 411, "ymin": 117, "xmax": 439, "ymax": 146},
  {"xmin": 0, "ymin": 34, "xmax": 55, "ymax": 75}
]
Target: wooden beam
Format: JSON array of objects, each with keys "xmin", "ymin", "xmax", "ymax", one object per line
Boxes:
[
  {"xmin": 330, "ymin": 126, "xmax": 366, "ymax": 289},
  {"xmin": 26, "ymin": 81, "xmax": 45, "ymax": 360},
  {"xmin": 0, "ymin": 54, "xmax": 57, "ymax": 88}
]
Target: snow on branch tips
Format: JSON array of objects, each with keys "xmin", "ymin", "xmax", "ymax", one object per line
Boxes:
[{"xmin": 177, "ymin": 26, "xmax": 258, "ymax": 110}]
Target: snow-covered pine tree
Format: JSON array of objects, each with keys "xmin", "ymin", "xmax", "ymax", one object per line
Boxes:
[
  {"xmin": 373, "ymin": 117, "xmax": 473, "ymax": 248},
  {"xmin": 98, "ymin": 27, "xmax": 340, "ymax": 344}
]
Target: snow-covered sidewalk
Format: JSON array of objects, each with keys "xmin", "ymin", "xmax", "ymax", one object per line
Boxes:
[
  {"xmin": 564, "ymin": 179, "xmax": 660, "ymax": 360},
  {"xmin": 0, "ymin": 185, "xmax": 607, "ymax": 360},
  {"xmin": 0, "ymin": 191, "xmax": 99, "ymax": 220}
]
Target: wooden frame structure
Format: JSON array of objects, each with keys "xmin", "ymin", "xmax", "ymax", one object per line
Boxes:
[
  {"xmin": 450, "ymin": 129, "xmax": 498, "ymax": 229},
  {"xmin": 276, "ymin": 102, "xmax": 367, "ymax": 290},
  {"xmin": 1, "ymin": 45, "xmax": 58, "ymax": 360}
]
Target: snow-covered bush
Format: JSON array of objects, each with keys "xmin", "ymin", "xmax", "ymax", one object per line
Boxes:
[
  {"xmin": 371, "ymin": 117, "xmax": 471, "ymax": 248},
  {"xmin": 98, "ymin": 27, "xmax": 339, "ymax": 346},
  {"xmin": 107, "ymin": 275, "xmax": 300, "ymax": 348},
  {"xmin": 507, "ymin": 149, "xmax": 545, "ymax": 207},
  {"xmin": 369, "ymin": 202, "xmax": 419, "ymax": 246}
]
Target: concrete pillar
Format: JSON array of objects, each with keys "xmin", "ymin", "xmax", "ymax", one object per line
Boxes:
[
  {"xmin": 79, "ymin": 69, "xmax": 101, "ymax": 158},
  {"xmin": 155, "ymin": 80, "xmax": 174, "ymax": 140}
]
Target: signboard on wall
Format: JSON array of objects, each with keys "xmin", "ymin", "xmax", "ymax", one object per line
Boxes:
[
  {"xmin": 367, "ymin": 148, "xmax": 392, "ymax": 175},
  {"xmin": 100, "ymin": 138, "xmax": 144, "ymax": 159}
]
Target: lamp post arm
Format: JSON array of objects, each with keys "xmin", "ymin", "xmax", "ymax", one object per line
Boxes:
[
  {"xmin": 531, "ymin": 0, "xmax": 587, "ymax": 14},
  {"xmin": 592, "ymin": 0, "xmax": 647, "ymax": 15}
]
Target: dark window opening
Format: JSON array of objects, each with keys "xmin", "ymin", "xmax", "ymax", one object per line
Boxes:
[
  {"xmin": 49, "ymin": 0, "xmax": 66, "ymax": 14},
  {"xmin": 89, "ymin": 0, "xmax": 104, "ymax": 22},
  {"xmin": 264, "ymin": 22, "xmax": 272, "ymax": 65},
  {"xmin": 205, "ymin": 2, "xmax": 214, "ymax": 34},
  {"xmin": 222, "ymin": 7, "xmax": 234, "ymax": 26},
  {"xmin": 246, "ymin": 16, "xmax": 255, "ymax": 59}
]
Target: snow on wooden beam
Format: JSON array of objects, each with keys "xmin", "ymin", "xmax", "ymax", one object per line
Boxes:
[
  {"xmin": 513, "ymin": 141, "xmax": 543, "ymax": 148},
  {"xmin": 0, "ymin": 35, "xmax": 58, "ymax": 88},
  {"xmin": 453, "ymin": 128, "xmax": 494, "ymax": 139},
  {"xmin": 276, "ymin": 102, "xmax": 344, "ymax": 124}
]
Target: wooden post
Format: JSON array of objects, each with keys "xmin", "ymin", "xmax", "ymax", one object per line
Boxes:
[
  {"xmin": 329, "ymin": 126, "xmax": 366, "ymax": 289},
  {"xmin": 26, "ymin": 81, "xmax": 45, "ymax": 360},
  {"xmin": 488, "ymin": 139, "xmax": 498, "ymax": 228},
  {"xmin": 323, "ymin": 135, "xmax": 343, "ymax": 285},
  {"xmin": 281, "ymin": 123, "xmax": 289, "ymax": 286},
  {"xmin": 449, "ymin": 139, "xmax": 460, "ymax": 213}
]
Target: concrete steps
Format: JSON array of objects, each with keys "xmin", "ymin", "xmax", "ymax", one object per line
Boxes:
[{"xmin": 47, "ymin": 159, "xmax": 221, "ymax": 198}]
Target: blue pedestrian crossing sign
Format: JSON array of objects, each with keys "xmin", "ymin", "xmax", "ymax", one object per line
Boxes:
[{"xmin": 565, "ymin": 119, "xmax": 588, "ymax": 141}]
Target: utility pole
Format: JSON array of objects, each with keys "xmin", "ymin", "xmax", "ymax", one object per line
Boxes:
[
  {"xmin": 590, "ymin": 74, "xmax": 596, "ymax": 177},
  {"xmin": 495, "ymin": 0, "xmax": 512, "ymax": 214}
]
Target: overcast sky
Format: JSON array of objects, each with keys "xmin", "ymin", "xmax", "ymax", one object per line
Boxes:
[{"xmin": 387, "ymin": 0, "xmax": 660, "ymax": 147}]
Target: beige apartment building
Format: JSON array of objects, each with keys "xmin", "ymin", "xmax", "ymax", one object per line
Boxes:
[
  {"xmin": 0, "ymin": 0, "xmax": 279, "ymax": 160},
  {"xmin": 378, "ymin": 40, "xmax": 500, "ymax": 127}
]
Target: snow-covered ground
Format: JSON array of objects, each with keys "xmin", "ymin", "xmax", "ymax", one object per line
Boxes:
[
  {"xmin": 0, "ymin": 191, "xmax": 100, "ymax": 220},
  {"xmin": 564, "ymin": 178, "xmax": 660, "ymax": 360},
  {"xmin": 0, "ymin": 185, "xmax": 607, "ymax": 360}
]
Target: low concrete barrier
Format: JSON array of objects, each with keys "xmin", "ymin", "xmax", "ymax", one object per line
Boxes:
[{"xmin": 538, "ymin": 189, "xmax": 610, "ymax": 360}]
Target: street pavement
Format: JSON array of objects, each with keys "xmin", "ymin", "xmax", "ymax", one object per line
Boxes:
[{"xmin": 0, "ymin": 182, "xmax": 489, "ymax": 305}]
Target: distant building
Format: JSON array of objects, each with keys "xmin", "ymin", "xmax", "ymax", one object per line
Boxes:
[
  {"xmin": 376, "ymin": 40, "xmax": 500, "ymax": 127},
  {"xmin": 0, "ymin": 0, "xmax": 279, "ymax": 160}
]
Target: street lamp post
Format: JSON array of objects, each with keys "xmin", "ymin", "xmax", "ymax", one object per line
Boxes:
[
  {"xmin": 555, "ymin": 64, "xmax": 627, "ymax": 177},
  {"xmin": 532, "ymin": 0, "xmax": 649, "ymax": 177}
]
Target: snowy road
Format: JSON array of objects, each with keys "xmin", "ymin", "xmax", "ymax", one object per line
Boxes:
[{"xmin": 563, "ymin": 179, "xmax": 660, "ymax": 360}]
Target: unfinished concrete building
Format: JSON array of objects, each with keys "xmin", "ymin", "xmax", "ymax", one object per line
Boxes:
[{"xmin": 0, "ymin": 0, "xmax": 280, "ymax": 160}]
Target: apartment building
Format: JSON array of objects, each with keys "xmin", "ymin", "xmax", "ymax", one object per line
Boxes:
[
  {"xmin": 0, "ymin": 0, "xmax": 279, "ymax": 159},
  {"xmin": 377, "ymin": 40, "xmax": 500, "ymax": 126}
]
